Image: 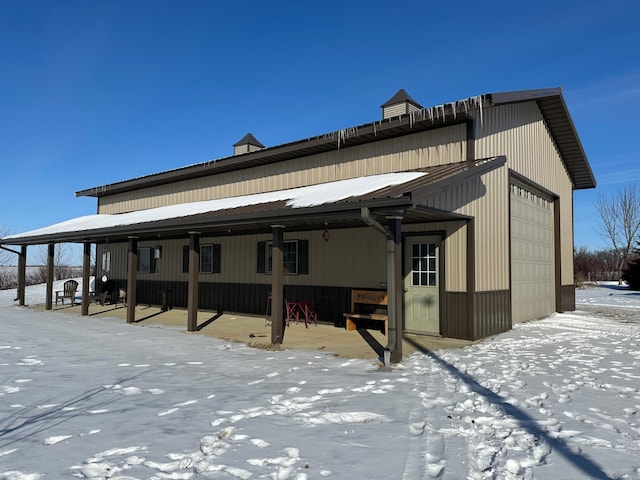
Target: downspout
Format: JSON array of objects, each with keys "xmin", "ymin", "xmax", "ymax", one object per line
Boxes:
[{"xmin": 361, "ymin": 207, "xmax": 401, "ymax": 365}]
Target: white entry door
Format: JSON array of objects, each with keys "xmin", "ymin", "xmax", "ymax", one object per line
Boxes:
[{"xmin": 404, "ymin": 236, "xmax": 440, "ymax": 334}]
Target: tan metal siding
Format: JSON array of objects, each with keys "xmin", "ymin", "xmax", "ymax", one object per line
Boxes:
[
  {"xmin": 97, "ymin": 124, "xmax": 467, "ymax": 214},
  {"xmin": 402, "ymin": 221, "xmax": 467, "ymax": 292},
  {"xmin": 383, "ymin": 104, "xmax": 407, "ymax": 118},
  {"xmin": 101, "ymin": 223, "xmax": 470, "ymax": 297},
  {"xmin": 100, "ymin": 228, "xmax": 389, "ymax": 289},
  {"xmin": 473, "ymin": 102, "xmax": 574, "ymax": 286},
  {"xmin": 418, "ymin": 166, "xmax": 510, "ymax": 292}
]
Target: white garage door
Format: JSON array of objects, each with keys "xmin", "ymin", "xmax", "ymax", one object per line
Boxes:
[{"xmin": 511, "ymin": 184, "xmax": 555, "ymax": 324}]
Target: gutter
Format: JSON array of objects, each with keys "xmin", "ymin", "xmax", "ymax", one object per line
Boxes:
[{"xmin": 360, "ymin": 207, "xmax": 399, "ymax": 365}]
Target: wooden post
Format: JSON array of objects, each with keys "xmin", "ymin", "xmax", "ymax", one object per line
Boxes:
[
  {"xmin": 387, "ymin": 215, "xmax": 403, "ymax": 364},
  {"xmin": 17, "ymin": 245, "xmax": 26, "ymax": 306},
  {"xmin": 270, "ymin": 226, "xmax": 285, "ymax": 344},
  {"xmin": 45, "ymin": 242, "xmax": 54, "ymax": 310},
  {"xmin": 187, "ymin": 232, "xmax": 200, "ymax": 332},
  {"xmin": 81, "ymin": 241, "xmax": 91, "ymax": 316},
  {"xmin": 126, "ymin": 237, "xmax": 138, "ymax": 324}
]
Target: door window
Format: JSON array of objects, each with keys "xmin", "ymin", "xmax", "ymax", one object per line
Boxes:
[{"xmin": 411, "ymin": 242, "xmax": 437, "ymax": 286}]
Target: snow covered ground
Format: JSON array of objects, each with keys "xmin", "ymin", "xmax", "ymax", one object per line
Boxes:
[{"xmin": 0, "ymin": 282, "xmax": 639, "ymax": 479}]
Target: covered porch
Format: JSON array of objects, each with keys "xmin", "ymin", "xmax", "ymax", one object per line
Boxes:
[
  {"xmin": 1, "ymin": 157, "xmax": 505, "ymax": 364},
  {"xmin": 31, "ymin": 300, "xmax": 474, "ymax": 360}
]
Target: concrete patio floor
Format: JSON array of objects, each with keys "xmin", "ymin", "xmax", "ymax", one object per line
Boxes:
[{"xmin": 30, "ymin": 301, "xmax": 475, "ymax": 362}]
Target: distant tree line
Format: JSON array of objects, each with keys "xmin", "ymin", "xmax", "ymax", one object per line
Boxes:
[{"xmin": 574, "ymin": 247, "xmax": 621, "ymax": 284}]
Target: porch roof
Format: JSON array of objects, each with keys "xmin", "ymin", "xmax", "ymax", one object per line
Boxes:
[{"xmin": 1, "ymin": 157, "xmax": 505, "ymax": 246}]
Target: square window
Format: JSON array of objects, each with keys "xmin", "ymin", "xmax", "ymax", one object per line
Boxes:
[{"xmin": 267, "ymin": 240, "xmax": 298, "ymax": 274}]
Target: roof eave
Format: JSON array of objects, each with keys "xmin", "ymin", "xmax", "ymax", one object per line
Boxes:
[{"xmin": 489, "ymin": 88, "xmax": 596, "ymax": 190}]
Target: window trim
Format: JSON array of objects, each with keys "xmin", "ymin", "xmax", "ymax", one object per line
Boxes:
[
  {"xmin": 182, "ymin": 243, "xmax": 221, "ymax": 274},
  {"xmin": 266, "ymin": 239, "xmax": 298, "ymax": 275},
  {"xmin": 138, "ymin": 246, "xmax": 156, "ymax": 274}
]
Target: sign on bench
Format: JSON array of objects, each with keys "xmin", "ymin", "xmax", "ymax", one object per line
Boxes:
[{"xmin": 343, "ymin": 289, "xmax": 388, "ymax": 336}]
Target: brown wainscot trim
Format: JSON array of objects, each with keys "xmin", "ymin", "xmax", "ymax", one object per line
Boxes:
[
  {"xmin": 131, "ymin": 280, "xmax": 351, "ymax": 327},
  {"xmin": 441, "ymin": 291, "xmax": 473, "ymax": 340},
  {"xmin": 473, "ymin": 290, "xmax": 511, "ymax": 340},
  {"xmin": 560, "ymin": 284, "xmax": 576, "ymax": 312},
  {"xmin": 442, "ymin": 290, "xmax": 511, "ymax": 341}
]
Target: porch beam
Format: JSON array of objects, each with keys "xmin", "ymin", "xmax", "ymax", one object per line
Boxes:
[
  {"xmin": 270, "ymin": 225, "xmax": 285, "ymax": 344},
  {"xmin": 126, "ymin": 237, "xmax": 138, "ymax": 324},
  {"xmin": 81, "ymin": 241, "xmax": 91, "ymax": 316},
  {"xmin": 187, "ymin": 232, "xmax": 200, "ymax": 332},
  {"xmin": 17, "ymin": 245, "xmax": 26, "ymax": 306},
  {"xmin": 45, "ymin": 242, "xmax": 54, "ymax": 310}
]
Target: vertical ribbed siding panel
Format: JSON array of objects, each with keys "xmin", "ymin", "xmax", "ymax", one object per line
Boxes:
[
  {"xmin": 474, "ymin": 291, "xmax": 511, "ymax": 339},
  {"xmin": 97, "ymin": 125, "xmax": 467, "ymax": 214},
  {"xmin": 442, "ymin": 292, "xmax": 472, "ymax": 340},
  {"xmin": 423, "ymin": 167, "xmax": 509, "ymax": 292},
  {"xmin": 402, "ymin": 221, "xmax": 467, "ymax": 292},
  {"xmin": 473, "ymin": 102, "xmax": 574, "ymax": 287}
]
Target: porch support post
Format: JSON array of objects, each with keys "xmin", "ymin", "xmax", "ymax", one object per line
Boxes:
[
  {"xmin": 187, "ymin": 232, "xmax": 200, "ymax": 332},
  {"xmin": 81, "ymin": 241, "xmax": 91, "ymax": 316},
  {"xmin": 45, "ymin": 242, "xmax": 54, "ymax": 310},
  {"xmin": 17, "ymin": 245, "xmax": 26, "ymax": 306},
  {"xmin": 126, "ymin": 237, "xmax": 138, "ymax": 324},
  {"xmin": 386, "ymin": 214, "xmax": 404, "ymax": 364},
  {"xmin": 270, "ymin": 225, "xmax": 285, "ymax": 344}
]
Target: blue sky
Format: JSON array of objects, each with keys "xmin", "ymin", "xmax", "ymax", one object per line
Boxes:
[{"xmin": 1, "ymin": 0, "xmax": 639, "ymax": 263}]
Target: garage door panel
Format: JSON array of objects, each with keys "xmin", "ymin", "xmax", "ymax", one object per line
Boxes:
[{"xmin": 511, "ymin": 185, "xmax": 554, "ymax": 323}]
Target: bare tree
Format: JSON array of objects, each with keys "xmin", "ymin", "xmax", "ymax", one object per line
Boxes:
[
  {"xmin": 33, "ymin": 243, "xmax": 74, "ymax": 282},
  {"xmin": 595, "ymin": 184, "xmax": 640, "ymax": 284},
  {"xmin": 0, "ymin": 226, "xmax": 11, "ymax": 266}
]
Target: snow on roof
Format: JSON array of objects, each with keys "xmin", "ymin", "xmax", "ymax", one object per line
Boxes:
[{"xmin": 3, "ymin": 171, "xmax": 426, "ymax": 241}]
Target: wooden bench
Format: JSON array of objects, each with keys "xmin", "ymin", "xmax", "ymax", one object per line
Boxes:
[
  {"xmin": 343, "ymin": 289, "xmax": 388, "ymax": 336},
  {"xmin": 55, "ymin": 279, "xmax": 78, "ymax": 305}
]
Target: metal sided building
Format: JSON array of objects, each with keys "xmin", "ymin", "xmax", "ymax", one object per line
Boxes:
[{"xmin": 1, "ymin": 88, "xmax": 596, "ymax": 361}]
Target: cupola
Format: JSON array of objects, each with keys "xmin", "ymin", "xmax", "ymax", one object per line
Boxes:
[
  {"xmin": 233, "ymin": 133, "xmax": 265, "ymax": 155},
  {"xmin": 381, "ymin": 89, "xmax": 423, "ymax": 119}
]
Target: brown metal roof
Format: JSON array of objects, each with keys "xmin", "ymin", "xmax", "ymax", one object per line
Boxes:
[
  {"xmin": 380, "ymin": 88, "xmax": 423, "ymax": 108},
  {"xmin": 4, "ymin": 157, "xmax": 504, "ymax": 246},
  {"xmin": 233, "ymin": 133, "xmax": 265, "ymax": 148},
  {"xmin": 75, "ymin": 88, "xmax": 594, "ymax": 198}
]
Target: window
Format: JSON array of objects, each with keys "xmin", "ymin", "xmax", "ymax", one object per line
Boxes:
[
  {"xmin": 138, "ymin": 247, "xmax": 156, "ymax": 274},
  {"xmin": 257, "ymin": 240, "xmax": 308, "ymax": 275},
  {"xmin": 411, "ymin": 242, "xmax": 437, "ymax": 286},
  {"xmin": 182, "ymin": 244, "xmax": 221, "ymax": 273}
]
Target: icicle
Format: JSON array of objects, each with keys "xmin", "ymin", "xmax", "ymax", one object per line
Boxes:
[{"xmin": 477, "ymin": 95, "xmax": 484, "ymax": 127}]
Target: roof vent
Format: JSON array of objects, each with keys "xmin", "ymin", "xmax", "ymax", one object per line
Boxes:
[
  {"xmin": 233, "ymin": 133, "xmax": 265, "ymax": 155},
  {"xmin": 381, "ymin": 89, "xmax": 423, "ymax": 119}
]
